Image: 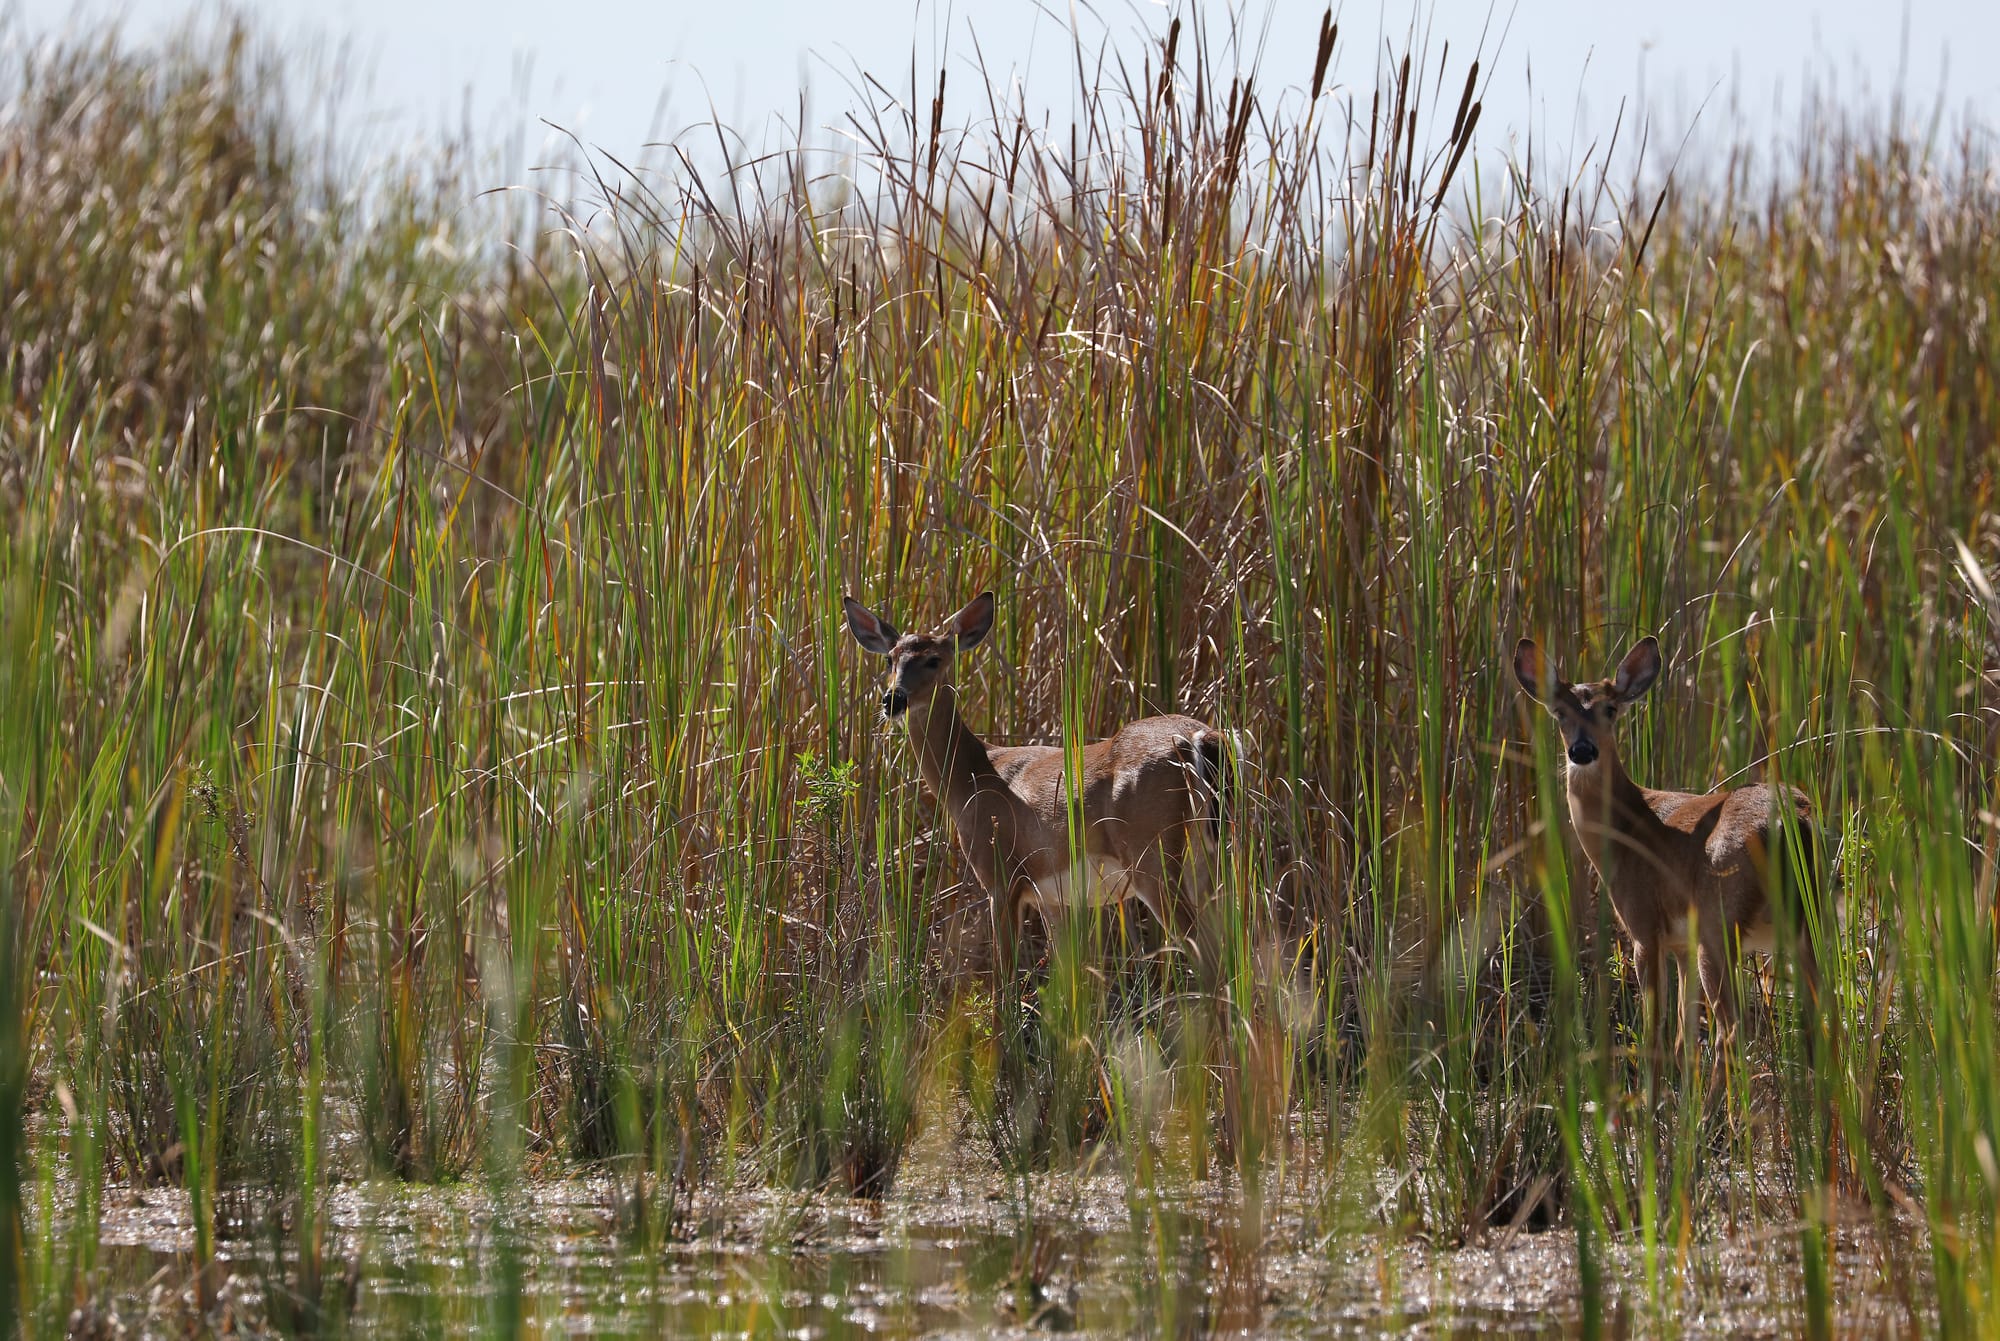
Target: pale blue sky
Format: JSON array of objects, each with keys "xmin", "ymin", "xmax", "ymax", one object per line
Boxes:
[{"xmin": 11, "ymin": 1, "xmax": 1999, "ymax": 177}]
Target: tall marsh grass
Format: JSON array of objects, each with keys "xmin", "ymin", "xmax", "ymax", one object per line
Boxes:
[{"xmin": 3, "ymin": 9, "xmax": 1998, "ymax": 1332}]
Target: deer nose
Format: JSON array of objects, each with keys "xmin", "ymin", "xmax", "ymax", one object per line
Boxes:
[
  {"xmin": 882, "ymin": 687, "xmax": 908, "ymax": 718},
  {"xmin": 1567, "ymin": 738, "xmax": 1599, "ymax": 766}
]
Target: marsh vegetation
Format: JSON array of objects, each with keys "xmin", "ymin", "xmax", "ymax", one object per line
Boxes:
[{"xmin": 0, "ymin": 8, "xmax": 1993, "ymax": 1334}]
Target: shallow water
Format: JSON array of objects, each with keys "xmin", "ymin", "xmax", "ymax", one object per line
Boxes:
[{"xmin": 58, "ymin": 1145, "xmax": 1930, "ymax": 1340}]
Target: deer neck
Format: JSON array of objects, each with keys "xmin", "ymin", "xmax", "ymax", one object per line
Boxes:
[
  {"xmin": 1565, "ymin": 740, "xmax": 1655, "ymax": 863},
  {"xmin": 903, "ymin": 687, "xmax": 1001, "ymax": 819}
]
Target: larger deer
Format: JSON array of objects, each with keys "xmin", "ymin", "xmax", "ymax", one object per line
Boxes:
[
  {"xmin": 844, "ymin": 591, "xmax": 1229, "ymax": 981},
  {"xmin": 1513, "ymin": 635, "xmax": 1826, "ymax": 1058}
]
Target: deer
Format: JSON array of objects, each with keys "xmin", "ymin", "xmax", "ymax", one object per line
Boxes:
[
  {"xmin": 1512, "ymin": 635, "xmax": 1827, "ymax": 1065},
  {"xmin": 843, "ymin": 591, "xmax": 1230, "ymax": 985}
]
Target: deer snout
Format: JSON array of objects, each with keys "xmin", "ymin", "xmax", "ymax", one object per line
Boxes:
[
  {"xmin": 1567, "ymin": 737, "xmax": 1599, "ymax": 767},
  {"xmin": 882, "ymin": 686, "xmax": 909, "ymax": 718}
]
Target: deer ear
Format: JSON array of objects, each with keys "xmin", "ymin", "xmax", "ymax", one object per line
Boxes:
[
  {"xmin": 946, "ymin": 591, "xmax": 996, "ymax": 651},
  {"xmin": 1614, "ymin": 636, "xmax": 1662, "ymax": 702},
  {"xmin": 843, "ymin": 597, "xmax": 899, "ymax": 655},
  {"xmin": 1512, "ymin": 638, "xmax": 1548, "ymax": 702}
]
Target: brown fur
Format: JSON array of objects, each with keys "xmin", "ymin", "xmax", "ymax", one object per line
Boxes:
[
  {"xmin": 846, "ymin": 592, "xmax": 1227, "ymax": 980},
  {"xmin": 1514, "ymin": 635, "xmax": 1822, "ymax": 1048}
]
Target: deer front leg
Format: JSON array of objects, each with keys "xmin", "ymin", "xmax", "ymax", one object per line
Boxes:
[
  {"xmin": 961, "ymin": 827, "xmax": 1020, "ymax": 995},
  {"xmin": 986, "ymin": 878, "xmax": 1039, "ymax": 1093},
  {"xmin": 1632, "ymin": 937, "xmax": 1669, "ymax": 1065},
  {"xmin": 990, "ymin": 884, "xmax": 1019, "ymax": 988}
]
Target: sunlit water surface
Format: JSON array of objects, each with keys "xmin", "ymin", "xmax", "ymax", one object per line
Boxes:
[{"xmin": 58, "ymin": 1143, "xmax": 1928, "ymax": 1337}]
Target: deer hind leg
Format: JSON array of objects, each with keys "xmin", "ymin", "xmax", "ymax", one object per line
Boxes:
[
  {"xmin": 1695, "ymin": 930, "xmax": 1743, "ymax": 1118},
  {"xmin": 1110, "ymin": 848, "xmax": 1166, "ymax": 963},
  {"xmin": 1131, "ymin": 842, "xmax": 1212, "ymax": 972},
  {"xmin": 1123, "ymin": 845, "xmax": 1168, "ymax": 930},
  {"xmin": 1777, "ymin": 876, "xmax": 1833, "ymax": 1077},
  {"xmin": 1696, "ymin": 934, "xmax": 1739, "ymax": 1040},
  {"xmin": 1786, "ymin": 917, "xmax": 1845, "ymax": 1189},
  {"xmin": 1769, "ymin": 814, "xmax": 1831, "ymax": 1069}
]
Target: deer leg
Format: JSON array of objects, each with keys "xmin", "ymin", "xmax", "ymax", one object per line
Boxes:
[
  {"xmin": 1134, "ymin": 844, "xmax": 1206, "ymax": 971},
  {"xmin": 967, "ymin": 833, "xmax": 1018, "ymax": 994},
  {"xmin": 987, "ymin": 880, "xmax": 1037, "ymax": 1093},
  {"xmin": 990, "ymin": 885, "xmax": 1019, "ymax": 989},
  {"xmin": 1174, "ymin": 808, "xmax": 1222, "ymax": 911},
  {"xmin": 1791, "ymin": 921, "xmax": 1826, "ymax": 1071},
  {"xmin": 986, "ymin": 868, "xmax": 1036, "ymax": 1000},
  {"xmin": 1696, "ymin": 933, "xmax": 1739, "ymax": 1048},
  {"xmin": 1127, "ymin": 846, "xmax": 1173, "ymax": 936},
  {"xmin": 1034, "ymin": 890, "xmax": 1071, "ymax": 971},
  {"xmin": 1781, "ymin": 918, "xmax": 1848, "ymax": 1191},
  {"xmin": 1674, "ymin": 951, "xmax": 1697, "ymax": 1056},
  {"xmin": 1631, "ymin": 937, "xmax": 1667, "ymax": 1064},
  {"xmin": 1694, "ymin": 930, "xmax": 1742, "ymax": 1113}
]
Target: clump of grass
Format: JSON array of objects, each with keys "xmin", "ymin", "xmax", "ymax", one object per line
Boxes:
[{"xmin": 4, "ymin": 4, "xmax": 2000, "ymax": 1332}]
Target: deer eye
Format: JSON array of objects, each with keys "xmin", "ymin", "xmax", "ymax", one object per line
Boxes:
[{"xmin": 924, "ymin": 655, "xmax": 941, "ymax": 668}]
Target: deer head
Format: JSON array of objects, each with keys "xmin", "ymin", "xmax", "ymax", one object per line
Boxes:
[
  {"xmin": 1513, "ymin": 635, "xmax": 1661, "ymax": 768},
  {"xmin": 843, "ymin": 591, "xmax": 996, "ymax": 718}
]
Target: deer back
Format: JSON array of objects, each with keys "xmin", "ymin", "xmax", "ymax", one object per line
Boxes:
[
  {"xmin": 1624, "ymin": 781, "xmax": 1817, "ymax": 947},
  {"xmin": 989, "ymin": 714, "xmax": 1225, "ymax": 866}
]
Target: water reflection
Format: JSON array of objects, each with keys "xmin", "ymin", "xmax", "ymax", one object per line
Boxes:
[{"xmin": 68, "ymin": 1168, "xmax": 1922, "ymax": 1337}]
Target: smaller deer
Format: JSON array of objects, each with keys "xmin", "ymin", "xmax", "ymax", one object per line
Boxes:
[
  {"xmin": 844, "ymin": 591, "xmax": 1228, "ymax": 982},
  {"xmin": 1513, "ymin": 635, "xmax": 1825, "ymax": 1056}
]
